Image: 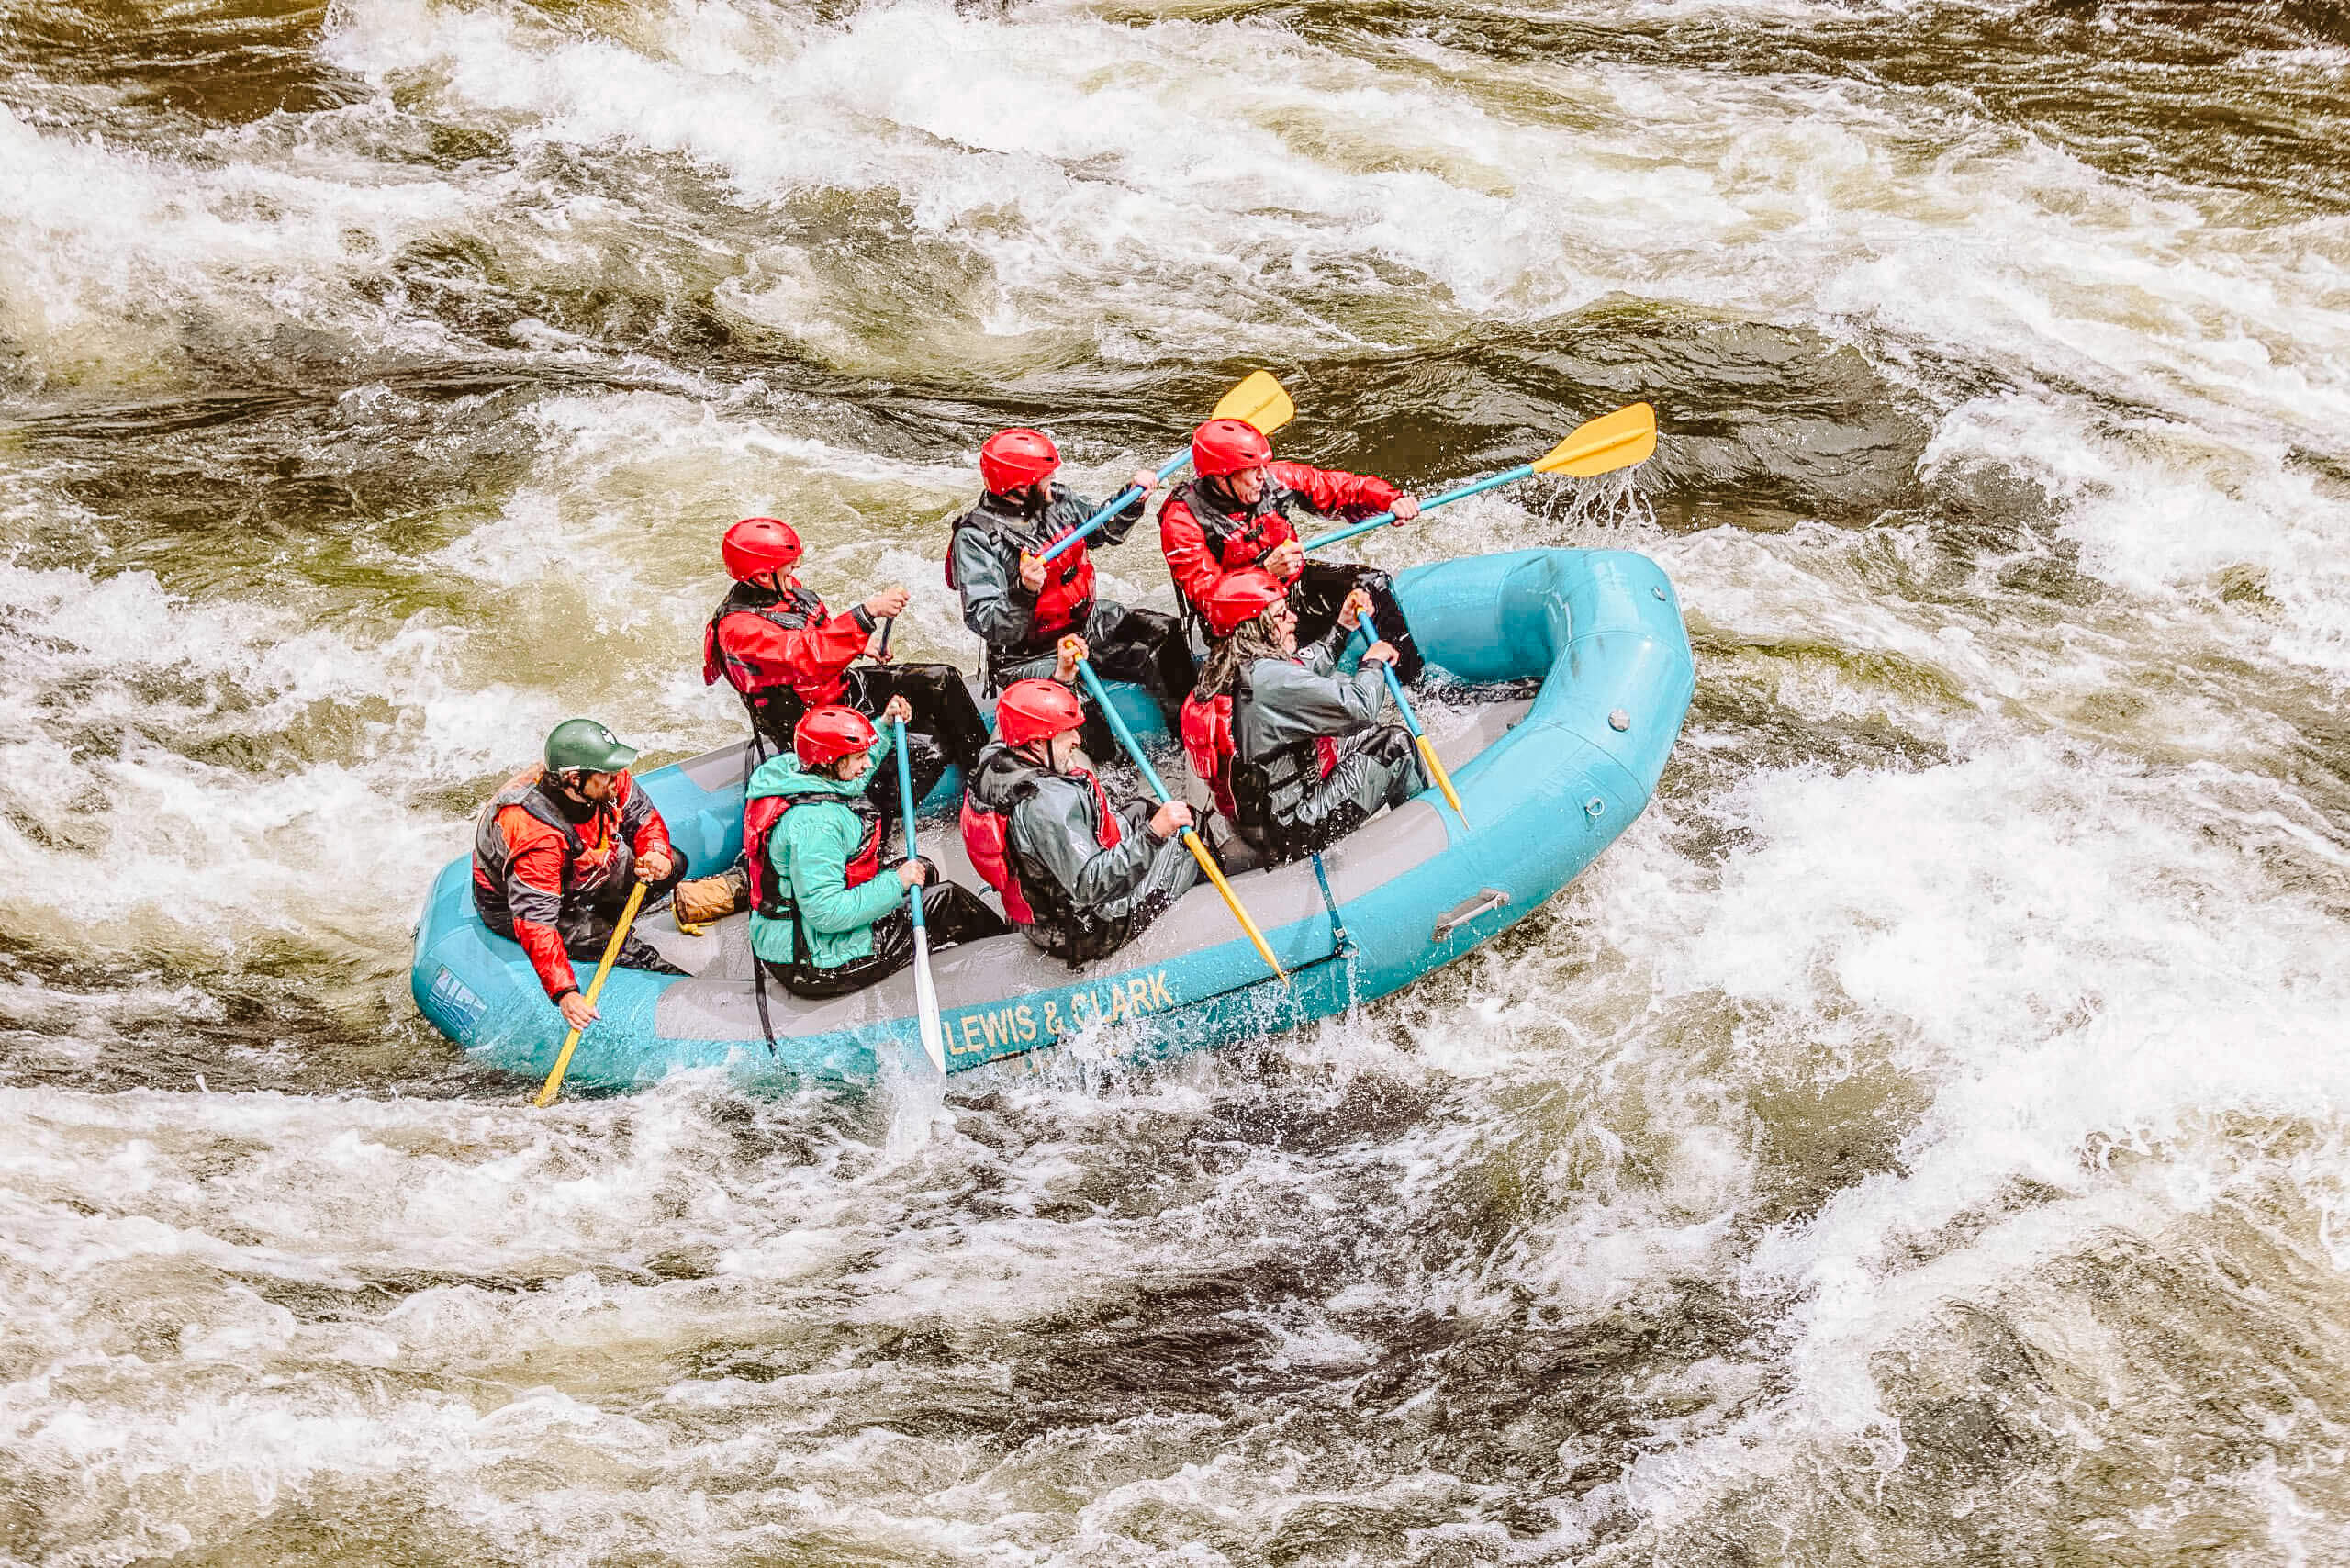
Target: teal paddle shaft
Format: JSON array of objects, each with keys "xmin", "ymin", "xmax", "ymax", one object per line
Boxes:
[
  {"xmin": 1300, "ymin": 462, "xmax": 1537, "ymax": 554},
  {"xmin": 1380, "ymin": 660, "xmax": 1426, "ymax": 744},
  {"xmin": 893, "ymin": 719, "xmax": 946, "ymax": 1071},
  {"xmin": 1071, "ymin": 661, "xmax": 1177, "ymax": 805},
  {"xmin": 1071, "ymin": 659, "xmax": 1288, "ymax": 979},
  {"xmin": 1037, "ymin": 450, "xmax": 1191, "ymax": 565}
]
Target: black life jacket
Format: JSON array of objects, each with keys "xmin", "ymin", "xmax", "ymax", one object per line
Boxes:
[
  {"xmin": 1167, "ymin": 476, "xmax": 1315, "ymax": 581},
  {"xmin": 1225, "ymin": 664, "xmax": 1341, "ymax": 865},
  {"xmin": 471, "ymin": 766, "xmax": 635, "ymax": 908}
]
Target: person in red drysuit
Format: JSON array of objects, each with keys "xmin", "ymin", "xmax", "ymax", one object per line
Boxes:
[
  {"xmin": 1158, "ymin": 418, "xmax": 1427, "ymax": 683},
  {"xmin": 704, "ymin": 515, "xmax": 988, "ymax": 818}
]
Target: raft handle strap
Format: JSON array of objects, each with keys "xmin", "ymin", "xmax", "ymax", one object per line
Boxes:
[
  {"xmin": 1308, "ymin": 852, "xmax": 1354, "ymax": 958},
  {"xmin": 752, "ymin": 952, "xmax": 779, "ymax": 1057}
]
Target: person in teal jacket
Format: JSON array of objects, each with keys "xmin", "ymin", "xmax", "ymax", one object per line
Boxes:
[{"xmin": 745, "ymin": 700, "xmax": 1008, "ymax": 998}]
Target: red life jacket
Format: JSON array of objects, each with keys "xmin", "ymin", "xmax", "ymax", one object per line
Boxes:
[
  {"xmin": 1181, "ymin": 681, "xmax": 1338, "ymax": 832},
  {"xmin": 959, "ymin": 754, "xmax": 1121, "ymax": 929},
  {"xmin": 744, "ymin": 787, "xmax": 883, "ymax": 920},
  {"xmin": 1181, "ymin": 692, "xmax": 1241, "ymax": 823},
  {"xmin": 701, "ymin": 583, "xmax": 850, "ymax": 710}
]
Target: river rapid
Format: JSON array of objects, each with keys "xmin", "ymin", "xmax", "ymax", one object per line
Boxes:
[{"xmin": 6, "ymin": 0, "xmax": 2350, "ymax": 1561}]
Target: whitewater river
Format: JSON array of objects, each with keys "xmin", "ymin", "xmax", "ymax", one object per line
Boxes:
[{"xmin": 6, "ymin": 0, "xmax": 2350, "ymax": 1560}]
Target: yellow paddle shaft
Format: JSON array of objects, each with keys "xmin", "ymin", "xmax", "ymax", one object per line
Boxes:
[
  {"xmin": 1414, "ymin": 734, "xmax": 1468, "ymax": 825},
  {"xmin": 1180, "ymin": 828, "xmax": 1286, "ymax": 981},
  {"xmin": 532, "ymin": 878, "xmax": 649, "ymax": 1109}
]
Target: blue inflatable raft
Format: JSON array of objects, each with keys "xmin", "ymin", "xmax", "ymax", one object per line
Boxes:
[{"xmin": 409, "ymin": 549, "xmax": 1694, "ymax": 1089}]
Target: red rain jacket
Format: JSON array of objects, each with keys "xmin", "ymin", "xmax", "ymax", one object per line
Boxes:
[{"xmin": 1158, "ymin": 462, "xmax": 1399, "ymax": 615}]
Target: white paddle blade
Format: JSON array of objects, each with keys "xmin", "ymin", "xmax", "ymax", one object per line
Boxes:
[
  {"xmin": 1536, "ymin": 402, "xmax": 1657, "ymax": 477},
  {"xmin": 1211, "ymin": 370, "xmax": 1295, "ymax": 435},
  {"xmin": 912, "ymin": 930, "xmax": 946, "ymax": 1074}
]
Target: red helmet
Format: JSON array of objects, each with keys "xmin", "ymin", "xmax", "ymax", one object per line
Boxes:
[
  {"xmin": 995, "ymin": 679, "xmax": 1085, "ymax": 747},
  {"xmin": 1192, "ymin": 418, "xmax": 1272, "ymax": 478},
  {"xmin": 722, "ymin": 517, "xmax": 802, "ymax": 582},
  {"xmin": 979, "ymin": 428, "xmax": 1060, "ymax": 495},
  {"xmin": 794, "ymin": 704, "xmax": 877, "ymax": 767},
  {"xmin": 1201, "ymin": 567, "xmax": 1289, "ymax": 638}
]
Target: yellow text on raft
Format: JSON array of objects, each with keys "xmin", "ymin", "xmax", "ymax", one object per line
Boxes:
[{"xmin": 948, "ymin": 970, "xmax": 1179, "ymax": 1057}]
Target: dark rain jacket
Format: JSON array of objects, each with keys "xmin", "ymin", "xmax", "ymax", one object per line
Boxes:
[
  {"xmin": 948, "ymin": 483, "xmax": 1147, "ymax": 685},
  {"xmin": 964, "ymin": 741, "xmax": 1198, "ymax": 963}
]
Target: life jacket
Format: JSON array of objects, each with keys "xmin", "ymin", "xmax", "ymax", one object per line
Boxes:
[
  {"xmin": 1180, "ymin": 691, "xmax": 1241, "ymax": 823},
  {"xmin": 1167, "ymin": 476, "xmax": 1314, "ymax": 588},
  {"xmin": 744, "ymin": 785, "xmax": 885, "ymax": 958},
  {"xmin": 471, "ymin": 766, "xmax": 635, "ymax": 910},
  {"xmin": 702, "ymin": 582, "xmax": 846, "ymax": 733},
  {"xmin": 960, "ymin": 748, "xmax": 1129, "ymax": 964},
  {"xmin": 946, "ymin": 492, "xmax": 1097, "ymax": 662},
  {"xmin": 1184, "ymin": 666, "xmax": 1339, "ymax": 864}
]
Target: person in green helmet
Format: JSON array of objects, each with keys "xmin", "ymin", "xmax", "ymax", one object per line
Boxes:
[{"xmin": 472, "ymin": 719, "xmax": 689, "ymax": 1029}]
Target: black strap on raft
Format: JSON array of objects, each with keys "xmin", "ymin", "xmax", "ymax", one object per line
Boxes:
[
  {"xmin": 1309, "ymin": 851, "xmax": 1354, "ymax": 958},
  {"xmin": 752, "ymin": 957, "xmax": 778, "ymax": 1057},
  {"xmin": 744, "ymin": 728, "xmax": 781, "ymax": 1058}
]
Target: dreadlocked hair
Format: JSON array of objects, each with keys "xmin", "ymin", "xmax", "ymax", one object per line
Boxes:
[{"xmin": 1196, "ymin": 608, "xmax": 1290, "ymax": 700}]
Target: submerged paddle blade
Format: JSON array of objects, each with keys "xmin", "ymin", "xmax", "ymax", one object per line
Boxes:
[
  {"xmin": 1212, "ymin": 371, "xmax": 1294, "ymax": 436},
  {"xmin": 912, "ymin": 928, "xmax": 946, "ymax": 1073},
  {"xmin": 1534, "ymin": 402, "xmax": 1656, "ymax": 477}
]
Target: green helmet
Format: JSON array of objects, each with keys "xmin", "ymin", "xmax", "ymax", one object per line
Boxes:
[{"xmin": 543, "ymin": 718, "xmax": 639, "ymax": 776}]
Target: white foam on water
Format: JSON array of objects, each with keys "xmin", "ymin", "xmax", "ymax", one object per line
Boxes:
[{"xmin": 1515, "ymin": 725, "xmax": 2350, "ymax": 1527}]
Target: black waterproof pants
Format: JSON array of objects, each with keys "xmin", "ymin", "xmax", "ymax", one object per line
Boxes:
[
  {"xmin": 1291, "ymin": 559, "xmax": 1425, "ymax": 684},
  {"xmin": 746, "ymin": 663, "xmax": 990, "ymax": 827},
  {"xmin": 839, "ymin": 663, "xmax": 990, "ymax": 828},
  {"xmin": 766, "ymin": 882, "xmax": 1011, "ymax": 999},
  {"xmin": 991, "ymin": 600, "xmax": 1196, "ymax": 760}
]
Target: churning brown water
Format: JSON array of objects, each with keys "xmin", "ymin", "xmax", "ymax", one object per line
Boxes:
[{"xmin": 6, "ymin": 0, "xmax": 2350, "ymax": 1561}]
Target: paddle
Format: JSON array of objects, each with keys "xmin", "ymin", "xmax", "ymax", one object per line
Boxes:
[
  {"xmin": 894, "ymin": 720, "xmax": 948, "ymax": 1074},
  {"xmin": 1380, "ymin": 662, "xmax": 1466, "ymax": 826},
  {"xmin": 1035, "ymin": 371, "xmax": 1296, "ymax": 566},
  {"xmin": 1300, "ymin": 402, "xmax": 1658, "ymax": 555},
  {"xmin": 1069, "ymin": 655, "xmax": 1286, "ymax": 982},
  {"xmin": 532, "ymin": 879, "xmax": 649, "ymax": 1108}
]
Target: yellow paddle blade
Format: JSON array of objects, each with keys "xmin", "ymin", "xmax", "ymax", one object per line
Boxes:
[
  {"xmin": 1533, "ymin": 401, "xmax": 1657, "ymax": 477},
  {"xmin": 1416, "ymin": 734, "xmax": 1468, "ymax": 826},
  {"xmin": 1211, "ymin": 370, "xmax": 1294, "ymax": 436},
  {"xmin": 1183, "ymin": 832, "xmax": 1287, "ymax": 981}
]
